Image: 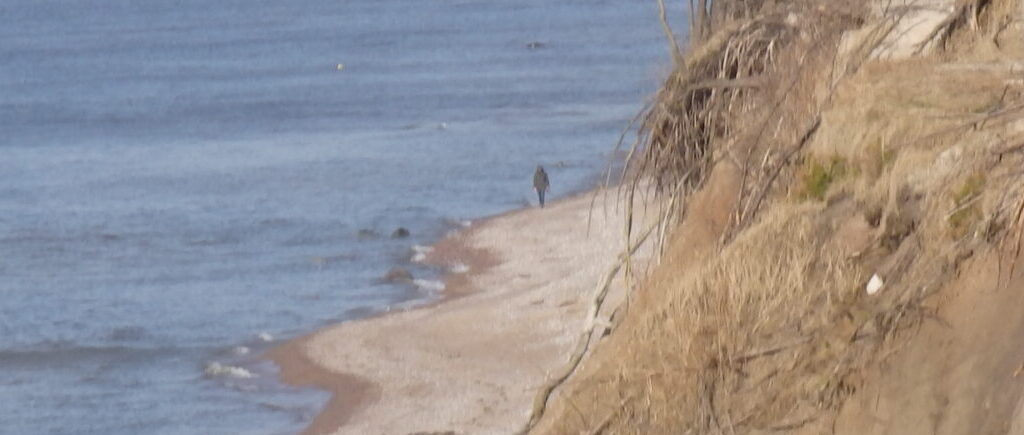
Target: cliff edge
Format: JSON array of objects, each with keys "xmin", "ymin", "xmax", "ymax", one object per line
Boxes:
[{"xmin": 531, "ymin": 1, "xmax": 1024, "ymax": 433}]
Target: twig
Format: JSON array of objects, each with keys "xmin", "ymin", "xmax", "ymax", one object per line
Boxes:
[
  {"xmin": 522, "ymin": 220, "xmax": 659, "ymax": 432},
  {"xmin": 768, "ymin": 414, "xmax": 820, "ymax": 431},
  {"xmin": 688, "ymin": 76, "xmax": 767, "ymax": 91},
  {"xmin": 944, "ymin": 193, "xmax": 984, "ymax": 220},
  {"xmin": 657, "ymin": 0, "xmax": 684, "ymax": 66},
  {"xmin": 586, "ymin": 393, "xmax": 634, "ymax": 435},
  {"xmin": 741, "ymin": 116, "xmax": 822, "ymax": 226},
  {"xmin": 730, "ymin": 336, "xmax": 813, "ymax": 364},
  {"xmin": 912, "ymin": 0, "xmax": 976, "ymax": 55}
]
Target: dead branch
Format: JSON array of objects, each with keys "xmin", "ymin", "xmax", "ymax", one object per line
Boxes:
[{"xmin": 522, "ymin": 220, "xmax": 659, "ymax": 432}]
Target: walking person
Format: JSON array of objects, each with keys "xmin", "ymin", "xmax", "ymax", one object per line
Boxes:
[{"xmin": 533, "ymin": 165, "xmax": 549, "ymax": 208}]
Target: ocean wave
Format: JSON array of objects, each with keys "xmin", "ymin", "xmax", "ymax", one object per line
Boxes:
[
  {"xmin": 410, "ymin": 244, "xmax": 434, "ymax": 262},
  {"xmin": 204, "ymin": 362, "xmax": 256, "ymax": 379},
  {"xmin": 108, "ymin": 325, "xmax": 147, "ymax": 341},
  {"xmin": 413, "ymin": 279, "xmax": 445, "ymax": 293},
  {"xmin": 309, "ymin": 253, "xmax": 358, "ymax": 268},
  {"xmin": 185, "ymin": 235, "xmax": 241, "ymax": 247},
  {"xmin": 443, "ymin": 218, "xmax": 473, "ymax": 229},
  {"xmin": 0, "ymin": 342, "xmax": 179, "ymax": 367}
]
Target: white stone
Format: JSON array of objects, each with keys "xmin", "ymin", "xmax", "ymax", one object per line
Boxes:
[{"xmin": 866, "ymin": 273, "xmax": 884, "ymax": 295}]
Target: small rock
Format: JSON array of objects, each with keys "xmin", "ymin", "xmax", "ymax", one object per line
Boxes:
[
  {"xmin": 391, "ymin": 227, "xmax": 411, "ymax": 239},
  {"xmin": 383, "ymin": 267, "xmax": 414, "ymax": 283},
  {"xmin": 866, "ymin": 273, "xmax": 884, "ymax": 295}
]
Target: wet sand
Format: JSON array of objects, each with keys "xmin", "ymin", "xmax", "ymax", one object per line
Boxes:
[{"xmin": 269, "ymin": 189, "xmax": 647, "ymax": 434}]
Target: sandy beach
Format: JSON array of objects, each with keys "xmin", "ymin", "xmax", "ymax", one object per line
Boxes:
[{"xmin": 269, "ymin": 189, "xmax": 649, "ymax": 434}]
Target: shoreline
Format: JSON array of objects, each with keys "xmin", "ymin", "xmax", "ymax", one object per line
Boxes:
[
  {"xmin": 267, "ymin": 188, "xmax": 645, "ymax": 434},
  {"xmin": 266, "ymin": 210, "xmax": 503, "ymax": 435}
]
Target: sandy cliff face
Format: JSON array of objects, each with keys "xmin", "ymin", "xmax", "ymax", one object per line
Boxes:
[{"xmin": 533, "ymin": 1, "xmax": 1024, "ymax": 433}]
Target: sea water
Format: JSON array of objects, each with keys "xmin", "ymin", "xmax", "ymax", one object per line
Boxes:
[{"xmin": 0, "ymin": 0, "xmax": 682, "ymax": 433}]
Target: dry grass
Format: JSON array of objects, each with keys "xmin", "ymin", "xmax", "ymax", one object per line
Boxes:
[
  {"xmin": 541, "ymin": 199, "xmax": 955, "ymax": 434},
  {"xmin": 626, "ymin": 206, "xmax": 868, "ymax": 432},
  {"xmin": 535, "ymin": 1, "xmax": 1024, "ymax": 434},
  {"xmin": 919, "ymin": 0, "xmax": 1021, "ymax": 55},
  {"xmin": 797, "ymin": 155, "xmax": 848, "ymax": 201},
  {"xmin": 949, "ymin": 172, "xmax": 987, "ymax": 237},
  {"xmin": 617, "ymin": 1, "xmax": 868, "ymax": 257}
]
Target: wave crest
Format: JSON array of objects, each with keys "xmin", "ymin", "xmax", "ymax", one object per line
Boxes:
[
  {"xmin": 204, "ymin": 362, "xmax": 255, "ymax": 379},
  {"xmin": 413, "ymin": 279, "xmax": 445, "ymax": 293}
]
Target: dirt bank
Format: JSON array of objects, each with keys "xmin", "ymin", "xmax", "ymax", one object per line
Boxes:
[{"xmin": 533, "ymin": 0, "xmax": 1024, "ymax": 433}]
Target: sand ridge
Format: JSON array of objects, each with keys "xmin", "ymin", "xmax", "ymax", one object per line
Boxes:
[{"xmin": 273, "ymin": 190, "xmax": 646, "ymax": 435}]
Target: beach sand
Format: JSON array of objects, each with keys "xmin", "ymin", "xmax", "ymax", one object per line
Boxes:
[{"xmin": 268, "ymin": 189, "xmax": 648, "ymax": 434}]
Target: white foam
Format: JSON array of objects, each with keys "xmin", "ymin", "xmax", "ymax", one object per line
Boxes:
[
  {"xmin": 411, "ymin": 245, "xmax": 434, "ymax": 263},
  {"xmin": 413, "ymin": 279, "xmax": 446, "ymax": 293},
  {"xmin": 442, "ymin": 218, "xmax": 472, "ymax": 229},
  {"xmin": 450, "ymin": 262, "xmax": 470, "ymax": 274},
  {"xmin": 205, "ymin": 362, "xmax": 255, "ymax": 379},
  {"xmin": 256, "ymin": 332, "xmax": 273, "ymax": 342},
  {"xmin": 232, "ymin": 346, "xmax": 250, "ymax": 356}
]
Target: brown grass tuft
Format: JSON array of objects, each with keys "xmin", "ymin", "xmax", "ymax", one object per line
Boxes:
[
  {"xmin": 949, "ymin": 172, "xmax": 987, "ymax": 237},
  {"xmin": 798, "ymin": 155, "xmax": 848, "ymax": 201}
]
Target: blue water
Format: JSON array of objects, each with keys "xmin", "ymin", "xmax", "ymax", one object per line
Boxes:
[{"xmin": 0, "ymin": 0, "xmax": 681, "ymax": 433}]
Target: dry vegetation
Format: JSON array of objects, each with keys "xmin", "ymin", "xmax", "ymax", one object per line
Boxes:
[
  {"xmin": 618, "ymin": 0, "xmax": 866, "ymax": 257},
  {"xmin": 533, "ymin": 0, "xmax": 1024, "ymax": 433}
]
